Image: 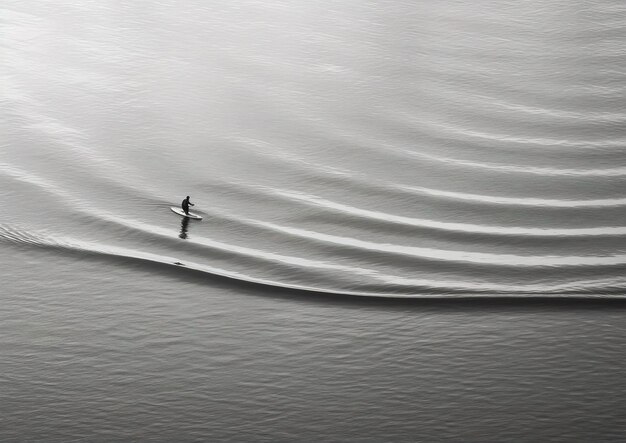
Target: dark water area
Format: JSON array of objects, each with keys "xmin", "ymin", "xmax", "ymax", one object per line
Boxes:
[
  {"xmin": 2, "ymin": 0, "xmax": 626, "ymax": 440},
  {"xmin": 3, "ymin": 248, "xmax": 626, "ymax": 442}
]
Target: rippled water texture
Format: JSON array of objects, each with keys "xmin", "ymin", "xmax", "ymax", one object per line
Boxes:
[
  {"xmin": 3, "ymin": 1, "xmax": 626, "ymax": 441},
  {"xmin": 2, "ymin": 0, "xmax": 626, "ymax": 296}
]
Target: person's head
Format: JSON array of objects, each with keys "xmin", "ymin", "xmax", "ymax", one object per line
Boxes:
[{"xmin": 186, "ymin": 196, "xmax": 190, "ymax": 199}]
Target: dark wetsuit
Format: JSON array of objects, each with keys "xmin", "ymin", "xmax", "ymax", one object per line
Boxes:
[{"xmin": 181, "ymin": 197, "xmax": 194, "ymax": 215}]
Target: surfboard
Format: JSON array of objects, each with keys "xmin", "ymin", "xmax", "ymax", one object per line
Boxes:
[{"xmin": 170, "ymin": 207, "xmax": 202, "ymax": 220}]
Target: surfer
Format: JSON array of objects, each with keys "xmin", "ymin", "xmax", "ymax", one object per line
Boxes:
[{"xmin": 181, "ymin": 196, "xmax": 195, "ymax": 215}]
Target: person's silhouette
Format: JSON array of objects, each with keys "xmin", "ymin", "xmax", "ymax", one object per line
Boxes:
[{"xmin": 181, "ymin": 196, "xmax": 194, "ymax": 215}]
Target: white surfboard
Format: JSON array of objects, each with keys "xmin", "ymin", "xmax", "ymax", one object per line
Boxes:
[{"xmin": 170, "ymin": 207, "xmax": 202, "ymax": 220}]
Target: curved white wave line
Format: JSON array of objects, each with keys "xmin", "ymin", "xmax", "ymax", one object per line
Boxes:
[
  {"xmin": 391, "ymin": 146, "xmax": 626, "ymax": 177},
  {"xmin": 226, "ymin": 179, "xmax": 626, "ymax": 211},
  {"xmin": 2, "ymin": 225, "xmax": 624, "ymax": 295},
  {"xmin": 252, "ymin": 219, "xmax": 626, "ymax": 267},
  {"xmin": 272, "ymin": 190, "xmax": 626, "ymax": 237},
  {"xmin": 399, "ymin": 112, "xmax": 626, "ymax": 148},
  {"xmin": 245, "ymin": 179, "xmax": 626, "ymax": 212},
  {"xmin": 397, "ymin": 185, "xmax": 626, "ymax": 208},
  {"xmin": 481, "ymin": 97, "xmax": 626, "ymax": 123},
  {"xmin": 380, "ymin": 273, "xmax": 626, "ymax": 294},
  {"xmin": 420, "ymin": 88, "xmax": 626, "ymax": 123}
]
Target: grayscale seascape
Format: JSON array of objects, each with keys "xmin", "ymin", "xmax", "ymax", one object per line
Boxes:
[{"xmin": 2, "ymin": 1, "xmax": 626, "ymax": 441}]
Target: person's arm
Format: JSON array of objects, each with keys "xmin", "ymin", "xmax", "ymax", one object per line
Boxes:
[{"xmin": 190, "ymin": 202, "xmax": 195, "ymax": 206}]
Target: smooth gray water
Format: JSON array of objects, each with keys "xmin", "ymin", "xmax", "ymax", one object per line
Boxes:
[{"xmin": 2, "ymin": 0, "xmax": 626, "ymax": 441}]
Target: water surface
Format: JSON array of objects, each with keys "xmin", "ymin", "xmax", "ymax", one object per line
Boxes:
[{"xmin": 2, "ymin": 0, "xmax": 626, "ymax": 440}]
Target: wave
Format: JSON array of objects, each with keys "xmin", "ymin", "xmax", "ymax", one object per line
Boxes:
[
  {"xmin": 236, "ymin": 117, "xmax": 626, "ymax": 179},
  {"xmin": 2, "ymin": 162, "xmax": 624, "ymax": 292},
  {"xmin": 2, "ymin": 224, "xmax": 625, "ymax": 297},
  {"xmin": 246, "ymin": 216, "xmax": 626, "ymax": 267},
  {"xmin": 3, "ymin": 160, "xmax": 625, "ymax": 296},
  {"xmin": 387, "ymin": 146, "xmax": 626, "ymax": 177},
  {"xmin": 415, "ymin": 86, "xmax": 626, "ymax": 124},
  {"xmin": 396, "ymin": 185, "xmax": 626, "ymax": 208},
  {"xmin": 330, "ymin": 128, "xmax": 626, "ymax": 178},
  {"xmin": 264, "ymin": 189, "xmax": 626, "ymax": 238},
  {"xmin": 229, "ymin": 139, "xmax": 626, "ymax": 217},
  {"xmin": 2, "ymin": 165, "xmax": 626, "ymax": 293}
]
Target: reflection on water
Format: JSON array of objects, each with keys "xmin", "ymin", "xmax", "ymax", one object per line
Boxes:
[{"xmin": 179, "ymin": 216, "xmax": 190, "ymax": 240}]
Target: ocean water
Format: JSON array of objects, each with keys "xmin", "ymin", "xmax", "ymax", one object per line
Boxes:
[{"xmin": 2, "ymin": 1, "xmax": 626, "ymax": 441}]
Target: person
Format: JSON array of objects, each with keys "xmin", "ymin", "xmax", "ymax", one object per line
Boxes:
[{"xmin": 181, "ymin": 196, "xmax": 195, "ymax": 215}]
